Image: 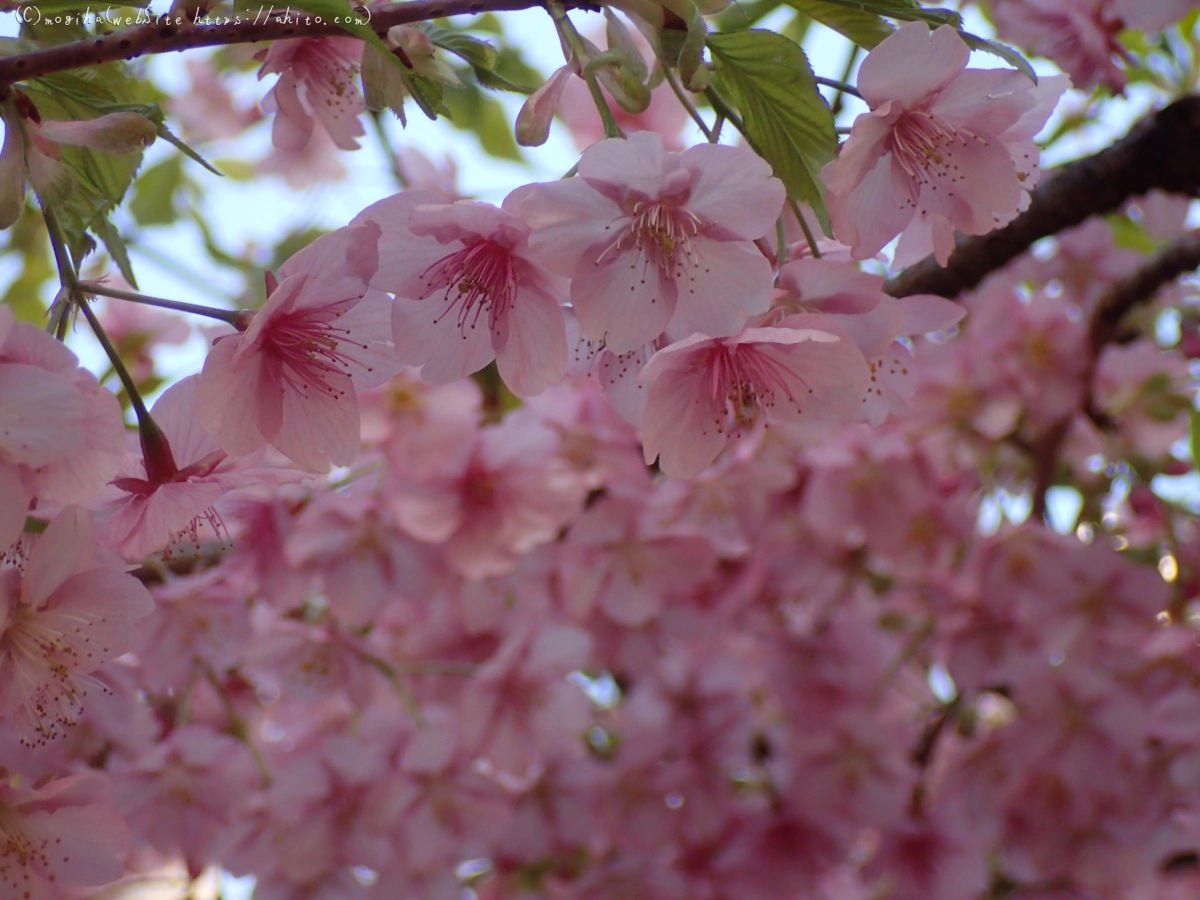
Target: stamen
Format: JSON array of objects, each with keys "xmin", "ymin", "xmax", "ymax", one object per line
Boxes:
[
  {"xmin": 596, "ymin": 202, "xmax": 703, "ymax": 275},
  {"xmin": 418, "ymin": 242, "xmax": 517, "ymax": 339},
  {"xmin": 706, "ymin": 342, "xmax": 813, "ymax": 431},
  {"xmin": 264, "ymin": 297, "xmax": 361, "ymax": 400},
  {"xmin": 887, "ymin": 110, "xmax": 984, "ymax": 197}
]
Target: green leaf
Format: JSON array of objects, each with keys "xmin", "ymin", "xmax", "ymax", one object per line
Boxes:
[
  {"xmin": 361, "ymin": 42, "xmax": 410, "ymax": 123},
  {"xmin": 130, "ymin": 157, "xmax": 184, "ymax": 226},
  {"xmin": 712, "ymin": 0, "xmax": 782, "ymax": 31},
  {"xmin": 678, "ymin": 0, "xmax": 709, "ymax": 89},
  {"xmin": 804, "ymin": 0, "xmax": 961, "ymax": 28},
  {"xmin": 22, "ymin": 66, "xmax": 152, "ymax": 264},
  {"xmin": 1188, "ymin": 408, "xmax": 1200, "ymax": 468},
  {"xmin": 472, "ymin": 65, "xmax": 537, "ymax": 94},
  {"xmin": 157, "ymin": 125, "xmax": 223, "ymax": 176},
  {"xmin": 1, "ymin": 207, "xmax": 55, "ymax": 322},
  {"xmin": 959, "ymin": 31, "xmax": 1037, "ymax": 83},
  {"xmin": 91, "ymin": 215, "xmax": 137, "ymax": 288},
  {"xmin": 1106, "ymin": 214, "xmax": 1159, "ymax": 255},
  {"xmin": 708, "ymin": 29, "xmax": 838, "ymax": 231},
  {"xmin": 783, "ymin": 0, "xmax": 894, "ymax": 47},
  {"xmin": 423, "ymin": 25, "xmax": 499, "ymax": 72},
  {"xmin": 443, "ymin": 85, "xmax": 523, "ymax": 162}
]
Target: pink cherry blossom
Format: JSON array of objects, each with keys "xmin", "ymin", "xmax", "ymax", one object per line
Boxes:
[
  {"xmin": 387, "ymin": 410, "xmax": 586, "ymax": 579},
  {"xmin": 364, "ymin": 191, "xmax": 569, "ymax": 397},
  {"xmin": 521, "ymin": 132, "xmax": 785, "ymax": 353},
  {"xmin": 821, "ymin": 22, "xmax": 1068, "ymax": 264},
  {"xmin": 169, "ymin": 56, "xmax": 264, "ymax": 144},
  {"xmin": 988, "ymin": 0, "xmax": 1127, "ymax": 92},
  {"xmin": 114, "ymin": 724, "xmax": 261, "ymax": 874},
  {"xmin": 98, "ymin": 375, "xmax": 291, "ymax": 561},
  {"xmin": 638, "ymin": 324, "xmax": 870, "ymax": 478},
  {"xmin": 0, "ymin": 770, "xmax": 132, "ymax": 898},
  {"xmin": 0, "ymin": 506, "xmax": 153, "ymax": 745},
  {"xmin": 133, "ymin": 570, "xmax": 252, "ymax": 693},
  {"xmin": 257, "ymin": 37, "xmax": 366, "ymax": 152},
  {"xmin": 197, "ymin": 219, "xmax": 399, "ymax": 472},
  {"xmin": 255, "ymin": 124, "xmax": 349, "ymax": 188},
  {"xmin": 559, "ymin": 494, "xmax": 714, "ymax": 627},
  {"xmin": 1113, "ymin": 0, "xmax": 1197, "ymax": 32},
  {"xmin": 0, "ymin": 305, "xmax": 125, "ymax": 550},
  {"xmin": 459, "ymin": 622, "xmax": 594, "ymax": 782}
]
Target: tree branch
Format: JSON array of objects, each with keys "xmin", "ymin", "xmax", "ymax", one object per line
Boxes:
[
  {"xmin": 0, "ymin": 0, "xmax": 590, "ymax": 86},
  {"xmin": 1088, "ymin": 229, "xmax": 1200, "ymax": 353},
  {"xmin": 1029, "ymin": 230, "xmax": 1200, "ymax": 520},
  {"xmin": 887, "ymin": 95, "xmax": 1200, "ymax": 299}
]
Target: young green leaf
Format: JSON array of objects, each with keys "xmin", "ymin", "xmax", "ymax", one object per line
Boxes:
[
  {"xmin": 959, "ymin": 31, "xmax": 1038, "ymax": 83},
  {"xmin": 808, "ymin": 0, "xmax": 961, "ymax": 28},
  {"xmin": 130, "ymin": 157, "xmax": 185, "ymax": 227},
  {"xmin": 91, "ymin": 215, "xmax": 138, "ymax": 288},
  {"xmin": 157, "ymin": 125, "xmax": 223, "ymax": 176},
  {"xmin": 1189, "ymin": 409, "xmax": 1200, "ymax": 470},
  {"xmin": 708, "ymin": 29, "xmax": 838, "ymax": 231},
  {"xmin": 783, "ymin": 0, "xmax": 894, "ymax": 47}
]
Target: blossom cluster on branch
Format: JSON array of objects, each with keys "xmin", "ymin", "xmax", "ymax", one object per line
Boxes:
[{"xmin": 4, "ymin": 1, "xmax": 1200, "ymax": 898}]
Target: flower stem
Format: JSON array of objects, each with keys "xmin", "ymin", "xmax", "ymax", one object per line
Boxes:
[
  {"xmin": 549, "ymin": 3, "xmax": 623, "ymax": 140},
  {"xmin": 79, "ymin": 280, "xmax": 245, "ymax": 326},
  {"xmin": 42, "ymin": 209, "xmax": 160, "ymax": 423},
  {"xmin": 75, "ymin": 289, "xmax": 157, "ymax": 424},
  {"xmin": 199, "ymin": 658, "xmax": 272, "ymax": 786},
  {"xmin": 703, "ymin": 86, "xmax": 744, "ymax": 134},
  {"xmin": 814, "ymin": 75, "xmax": 861, "ymax": 99},
  {"xmin": 789, "ymin": 198, "xmax": 821, "ymax": 259},
  {"xmin": 664, "ymin": 66, "xmax": 712, "ymax": 141},
  {"xmin": 830, "ymin": 42, "xmax": 861, "ymax": 119}
]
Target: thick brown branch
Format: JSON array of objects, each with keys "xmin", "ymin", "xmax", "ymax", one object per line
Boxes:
[
  {"xmin": 886, "ymin": 95, "xmax": 1200, "ymax": 299},
  {"xmin": 0, "ymin": 0, "xmax": 586, "ymax": 85}
]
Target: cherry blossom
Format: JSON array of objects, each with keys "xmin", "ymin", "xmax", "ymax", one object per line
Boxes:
[
  {"xmin": 386, "ymin": 408, "xmax": 586, "ymax": 578},
  {"xmin": 0, "ymin": 770, "xmax": 132, "ymax": 899},
  {"xmin": 257, "ymin": 37, "xmax": 366, "ymax": 151},
  {"xmin": 97, "ymin": 375, "xmax": 290, "ymax": 561},
  {"xmin": 365, "ymin": 191, "xmax": 569, "ymax": 397},
  {"xmin": 0, "ymin": 306, "xmax": 125, "ymax": 550},
  {"xmin": 821, "ymin": 22, "xmax": 1068, "ymax": 263},
  {"xmin": 521, "ymin": 132, "xmax": 785, "ymax": 353},
  {"xmin": 638, "ymin": 323, "xmax": 870, "ymax": 477},
  {"xmin": 988, "ymin": 0, "xmax": 1129, "ymax": 91},
  {"xmin": 0, "ymin": 506, "xmax": 153, "ymax": 745},
  {"xmin": 9, "ymin": 7, "xmax": 1200, "ymax": 899},
  {"xmin": 197, "ymin": 219, "xmax": 398, "ymax": 472}
]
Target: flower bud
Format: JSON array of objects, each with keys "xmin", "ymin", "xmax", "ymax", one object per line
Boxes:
[
  {"xmin": 516, "ymin": 64, "xmax": 575, "ymax": 147},
  {"xmin": 37, "ymin": 111, "xmax": 157, "ymax": 155}
]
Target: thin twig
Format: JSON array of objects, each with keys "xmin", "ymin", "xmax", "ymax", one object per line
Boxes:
[
  {"xmin": 663, "ymin": 65, "xmax": 712, "ymax": 141},
  {"xmin": 813, "ymin": 75, "xmax": 860, "ymax": 98},
  {"xmin": 80, "ymin": 279, "xmax": 245, "ymax": 325}
]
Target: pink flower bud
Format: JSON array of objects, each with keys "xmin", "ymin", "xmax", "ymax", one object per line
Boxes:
[
  {"xmin": 37, "ymin": 111, "xmax": 157, "ymax": 155},
  {"xmin": 516, "ymin": 63, "xmax": 575, "ymax": 148}
]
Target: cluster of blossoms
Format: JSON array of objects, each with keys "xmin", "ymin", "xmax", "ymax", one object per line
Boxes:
[
  {"xmin": 981, "ymin": 0, "xmax": 1199, "ymax": 91},
  {"xmin": 4, "ymin": 8, "xmax": 1200, "ymax": 900}
]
